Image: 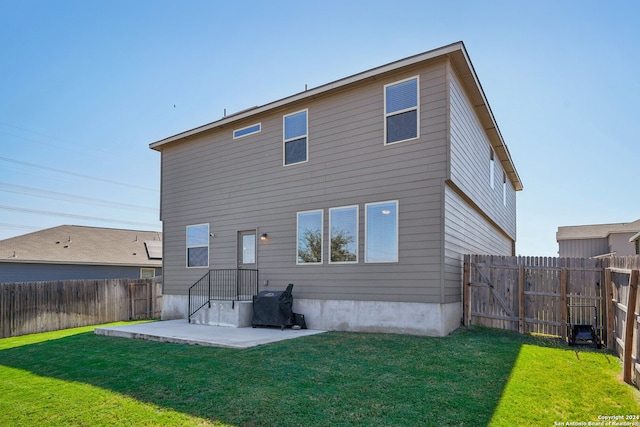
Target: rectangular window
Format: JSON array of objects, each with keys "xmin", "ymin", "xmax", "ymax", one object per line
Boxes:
[
  {"xmin": 186, "ymin": 224, "xmax": 209, "ymax": 268},
  {"xmin": 384, "ymin": 77, "xmax": 419, "ymax": 144},
  {"xmin": 297, "ymin": 210, "xmax": 322, "ymax": 264},
  {"xmin": 490, "ymin": 149, "xmax": 495, "ymax": 189},
  {"xmin": 365, "ymin": 201, "xmax": 398, "ymax": 263},
  {"xmin": 329, "ymin": 206, "xmax": 358, "ymax": 263},
  {"xmin": 284, "ymin": 110, "xmax": 308, "ymax": 165},
  {"xmin": 233, "ymin": 123, "xmax": 261, "ymax": 139},
  {"xmin": 140, "ymin": 268, "xmax": 156, "ymax": 279},
  {"xmin": 503, "ymin": 173, "xmax": 507, "ymax": 206}
]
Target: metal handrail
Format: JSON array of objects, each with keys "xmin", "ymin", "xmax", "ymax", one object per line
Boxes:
[{"xmin": 188, "ymin": 269, "xmax": 258, "ymax": 322}]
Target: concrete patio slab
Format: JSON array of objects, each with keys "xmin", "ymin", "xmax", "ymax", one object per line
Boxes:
[{"xmin": 94, "ymin": 319, "xmax": 325, "ymax": 349}]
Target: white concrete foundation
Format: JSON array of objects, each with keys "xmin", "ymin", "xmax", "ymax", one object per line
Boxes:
[
  {"xmin": 293, "ymin": 299, "xmax": 461, "ymax": 337},
  {"xmin": 162, "ymin": 294, "xmax": 461, "ymax": 336},
  {"xmin": 161, "ymin": 295, "xmax": 252, "ymax": 327}
]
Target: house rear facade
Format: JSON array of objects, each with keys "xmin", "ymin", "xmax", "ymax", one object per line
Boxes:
[{"xmin": 150, "ymin": 42, "xmax": 522, "ymax": 336}]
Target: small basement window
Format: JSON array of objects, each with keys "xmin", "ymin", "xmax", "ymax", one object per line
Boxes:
[{"xmin": 233, "ymin": 123, "xmax": 261, "ymax": 139}]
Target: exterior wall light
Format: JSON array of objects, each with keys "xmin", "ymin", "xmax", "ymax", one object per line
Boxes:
[{"xmin": 260, "ymin": 233, "xmax": 269, "ymax": 241}]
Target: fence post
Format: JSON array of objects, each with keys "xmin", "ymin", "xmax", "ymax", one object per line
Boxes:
[
  {"xmin": 463, "ymin": 255, "xmax": 470, "ymax": 326},
  {"xmin": 560, "ymin": 268, "xmax": 568, "ymax": 342},
  {"xmin": 623, "ymin": 269, "xmax": 639, "ymax": 384},
  {"xmin": 518, "ymin": 264, "xmax": 525, "ymax": 334},
  {"xmin": 605, "ymin": 268, "xmax": 615, "ymax": 350}
]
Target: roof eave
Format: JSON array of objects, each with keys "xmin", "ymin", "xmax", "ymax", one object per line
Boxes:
[
  {"xmin": 0, "ymin": 259, "xmax": 162, "ymax": 267},
  {"xmin": 150, "ymin": 42, "xmax": 464, "ymax": 151},
  {"xmin": 149, "ymin": 41, "xmax": 523, "ymax": 191}
]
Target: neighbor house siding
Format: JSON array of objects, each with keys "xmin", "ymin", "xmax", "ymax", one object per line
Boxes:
[
  {"xmin": 558, "ymin": 238, "xmax": 608, "ymax": 258},
  {"xmin": 608, "ymin": 233, "xmax": 636, "ymax": 256},
  {"xmin": 160, "ymin": 60, "xmax": 450, "ymax": 304},
  {"xmin": 447, "ymin": 67, "xmax": 516, "ymax": 239},
  {"xmin": 0, "ymin": 263, "xmax": 160, "ymax": 284}
]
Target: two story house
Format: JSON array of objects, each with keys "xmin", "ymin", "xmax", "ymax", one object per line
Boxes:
[{"xmin": 150, "ymin": 41, "xmax": 522, "ymax": 336}]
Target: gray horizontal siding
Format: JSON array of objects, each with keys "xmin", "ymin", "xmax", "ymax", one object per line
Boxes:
[
  {"xmin": 448, "ymin": 68, "xmax": 516, "ymax": 240},
  {"xmin": 0, "ymin": 263, "xmax": 160, "ymax": 284},
  {"xmin": 558, "ymin": 238, "xmax": 608, "ymax": 258},
  {"xmin": 443, "ymin": 185, "xmax": 513, "ymax": 303},
  {"xmin": 160, "ymin": 61, "xmax": 450, "ymax": 304}
]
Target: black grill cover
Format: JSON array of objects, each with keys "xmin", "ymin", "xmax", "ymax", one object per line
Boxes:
[{"xmin": 252, "ymin": 283, "xmax": 294, "ymax": 329}]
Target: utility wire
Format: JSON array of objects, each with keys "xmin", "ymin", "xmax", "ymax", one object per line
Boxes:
[
  {"xmin": 0, "ymin": 182, "xmax": 158, "ymax": 212},
  {"xmin": 0, "ymin": 205, "xmax": 159, "ymax": 228},
  {"xmin": 0, "ymin": 156, "xmax": 159, "ymax": 192}
]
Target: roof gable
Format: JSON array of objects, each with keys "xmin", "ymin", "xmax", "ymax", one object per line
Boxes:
[
  {"xmin": 149, "ymin": 41, "xmax": 522, "ymax": 191},
  {"xmin": 0, "ymin": 225, "xmax": 162, "ymax": 266}
]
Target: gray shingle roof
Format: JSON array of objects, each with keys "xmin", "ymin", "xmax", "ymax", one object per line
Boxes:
[
  {"xmin": 0, "ymin": 225, "xmax": 162, "ymax": 266},
  {"xmin": 557, "ymin": 219, "xmax": 640, "ymax": 241}
]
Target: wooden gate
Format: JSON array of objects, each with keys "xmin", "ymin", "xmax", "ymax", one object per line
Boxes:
[
  {"xmin": 464, "ymin": 255, "xmax": 605, "ymax": 342},
  {"xmin": 129, "ymin": 280, "xmax": 162, "ymax": 320}
]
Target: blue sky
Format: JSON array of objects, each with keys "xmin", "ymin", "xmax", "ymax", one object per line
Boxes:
[{"xmin": 1, "ymin": 0, "xmax": 638, "ymax": 256}]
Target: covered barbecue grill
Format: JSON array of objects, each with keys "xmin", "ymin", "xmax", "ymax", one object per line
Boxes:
[{"xmin": 252, "ymin": 283, "xmax": 294, "ymax": 329}]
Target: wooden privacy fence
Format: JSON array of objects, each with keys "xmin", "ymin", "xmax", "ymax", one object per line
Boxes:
[
  {"xmin": 464, "ymin": 255, "xmax": 640, "ymax": 386},
  {"xmin": 464, "ymin": 255, "xmax": 605, "ymax": 340},
  {"xmin": 606, "ymin": 257, "xmax": 640, "ymax": 385},
  {"xmin": 0, "ymin": 277, "xmax": 162, "ymax": 339}
]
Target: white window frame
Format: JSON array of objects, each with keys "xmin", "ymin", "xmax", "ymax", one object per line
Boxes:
[
  {"xmin": 233, "ymin": 123, "xmax": 261, "ymax": 139},
  {"xmin": 384, "ymin": 76, "xmax": 420, "ymax": 145},
  {"xmin": 186, "ymin": 223, "xmax": 209, "ymax": 268},
  {"xmin": 329, "ymin": 205, "xmax": 359, "ymax": 264},
  {"xmin": 365, "ymin": 200, "xmax": 399, "ymax": 263},
  {"xmin": 140, "ymin": 268, "xmax": 156, "ymax": 279},
  {"xmin": 296, "ymin": 209, "xmax": 323, "ymax": 265},
  {"xmin": 503, "ymin": 173, "xmax": 507, "ymax": 206},
  {"xmin": 283, "ymin": 109, "xmax": 309, "ymax": 166},
  {"xmin": 490, "ymin": 148, "xmax": 495, "ymax": 189}
]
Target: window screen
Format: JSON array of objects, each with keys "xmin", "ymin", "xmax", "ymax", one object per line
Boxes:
[
  {"xmin": 385, "ymin": 78, "xmax": 418, "ymax": 144},
  {"xmin": 297, "ymin": 210, "xmax": 322, "ymax": 264},
  {"xmin": 284, "ymin": 110, "xmax": 308, "ymax": 165},
  {"xmin": 330, "ymin": 206, "xmax": 358, "ymax": 263},
  {"xmin": 365, "ymin": 201, "xmax": 398, "ymax": 263}
]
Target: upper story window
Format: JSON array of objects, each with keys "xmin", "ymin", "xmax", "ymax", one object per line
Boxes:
[
  {"xmin": 284, "ymin": 110, "xmax": 308, "ymax": 165},
  {"xmin": 384, "ymin": 77, "xmax": 419, "ymax": 144},
  {"xmin": 186, "ymin": 224, "xmax": 209, "ymax": 268},
  {"xmin": 365, "ymin": 201, "xmax": 398, "ymax": 263},
  {"xmin": 490, "ymin": 149, "xmax": 495, "ymax": 189},
  {"xmin": 503, "ymin": 173, "xmax": 507, "ymax": 206},
  {"xmin": 233, "ymin": 123, "xmax": 261, "ymax": 139}
]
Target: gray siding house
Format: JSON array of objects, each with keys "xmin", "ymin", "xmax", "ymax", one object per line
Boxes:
[
  {"xmin": 557, "ymin": 219, "xmax": 640, "ymax": 258},
  {"xmin": 0, "ymin": 225, "xmax": 162, "ymax": 283},
  {"xmin": 150, "ymin": 42, "xmax": 522, "ymax": 336}
]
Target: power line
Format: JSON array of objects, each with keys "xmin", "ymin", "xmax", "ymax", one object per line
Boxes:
[
  {"xmin": 0, "ymin": 182, "xmax": 158, "ymax": 212},
  {"xmin": 0, "ymin": 156, "xmax": 159, "ymax": 192},
  {"xmin": 0, "ymin": 205, "xmax": 159, "ymax": 228},
  {"xmin": 0, "ymin": 121, "xmax": 126, "ymax": 160},
  {"xmin": 0, "ymin": 223, "xmax": 41, "ymax": 232}
]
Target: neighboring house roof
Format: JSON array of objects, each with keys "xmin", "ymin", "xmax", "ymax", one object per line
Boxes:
[
  {"xmin": 557, "ymin": 219, "xmax": 640, "ymax": 241},
  {"xmin": 0, "ymin": 225, "xmax": 162, "ymax": 267},
  {"xmin": 630, "ymin": 231, "xmax": 640, "ymax": 243},
  {"xmin": 149, "ymin": 41, "xmax": 523, "ymax": 192}
]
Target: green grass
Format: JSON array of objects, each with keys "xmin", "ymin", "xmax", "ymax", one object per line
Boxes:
[{"xmin": 0, "ymin": 324, "xmax": 637, "ymax": 426}]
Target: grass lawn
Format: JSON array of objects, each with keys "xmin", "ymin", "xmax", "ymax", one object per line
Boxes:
[{"xmin": 0, "ymin": 323, "xmax": 637, "ymax": 426}]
